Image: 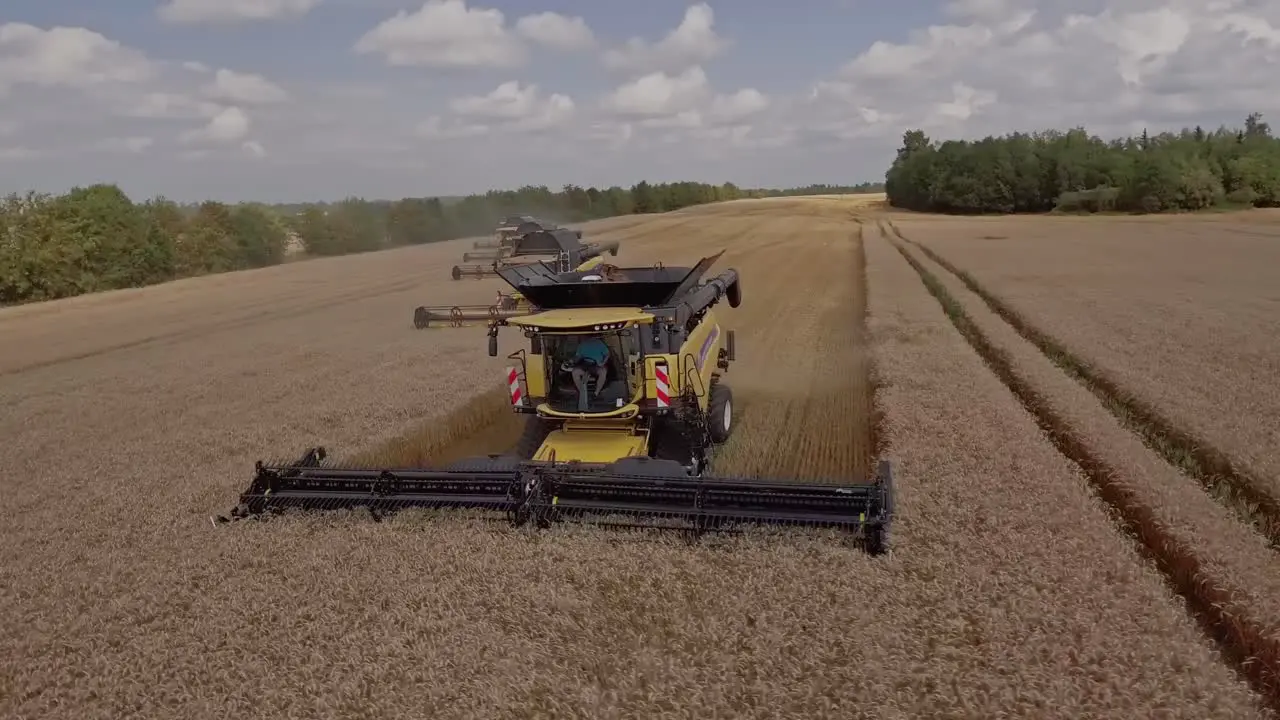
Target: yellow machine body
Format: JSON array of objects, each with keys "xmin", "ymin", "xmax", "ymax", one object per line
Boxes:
[{"xmin": 505, "ymin": 306, "xmax": 731, "ymax": 465}]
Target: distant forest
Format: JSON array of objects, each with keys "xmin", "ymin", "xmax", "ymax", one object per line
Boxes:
[
  {"xmin": 0, "ymin": 179, "xmax": 883, "ymax": 305},
  {"xmin": 885, "ymin": 113, "xmax": 1280, "ymax": 214}
]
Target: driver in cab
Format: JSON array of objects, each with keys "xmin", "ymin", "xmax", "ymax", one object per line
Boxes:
[{"xmin": 561, "ymin": 337, "xmax": 609, "ymax": 411}]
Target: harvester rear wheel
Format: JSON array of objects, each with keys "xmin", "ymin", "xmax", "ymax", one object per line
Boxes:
[{"xmin": 707, "ymin": 383, "xmax": 733, "ymax": 443}]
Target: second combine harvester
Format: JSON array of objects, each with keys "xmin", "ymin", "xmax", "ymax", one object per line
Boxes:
[
  {"xmin": 451, "ymin": 222, "xmax": 603, "ymax": 281},
  {"xmin": 221, "ymin": 250, "xmax": 894, "ymax": 554}
]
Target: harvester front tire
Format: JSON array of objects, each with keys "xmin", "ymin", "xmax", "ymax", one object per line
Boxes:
[
  {"xmin": 413, "ymin": 307, "xmax": 430, "ymax": 329},
  {"xmin": 707, "ymin": 383, "xmax": 733, "ymax": 443},
  {"xmin": 451, "ymin": 266, "xmax": 462, "ymax": 281}
]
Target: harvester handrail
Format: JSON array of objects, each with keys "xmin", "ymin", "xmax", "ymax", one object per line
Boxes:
[{"xmin": 679, "ymin": 351, "xmax": 707, "ymax": 399}]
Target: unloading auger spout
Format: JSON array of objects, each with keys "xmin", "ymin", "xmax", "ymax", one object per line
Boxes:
[{"xmin": 217, "ymin": 450, "xmax": 895, "ymax": 553}]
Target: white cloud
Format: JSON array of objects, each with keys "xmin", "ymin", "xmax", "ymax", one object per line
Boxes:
[
  {"xmin": 6, "ymin": 1, "xmax": 1280, "ymax": 201},
  {"xmin": 354, "ymin": 0, "xmax": 524, "ymax": 68},
  {"xmin": 513, "ymin": 93, "xmax": 575, "ymax": 132},
  {"xmin": 944, "ymin": 0, "xmax": 1023, "ymax": 20},
  {"xmin": 602, "ymin": 66, "xmax": 768, "ymax": 136},
  {"xmin": 158, "ymin": 0, "xmax": 320, "ymax": 25},
  {"xmin": 128, "ymin": 92, "xmax": 222, "ymax": 120},
  {"xmin": 450, "ymin": 81, "xmax": 558, "ymax": 117},
  {"xmin": 94, "ymin": 136, "xmax": 153, "ymax": 153},
  {"xmin": 417, "ymin": 115, "xmax": 490, "ymax": 139},
  {"xmin": 451, "ymin": 81, "xmax": 537, "ymax": 118},
  {"xmin": 639, "ymin": 111, "xmax": 703, "ymax": 129},
  {"xmin": 604, "ymin": 66, "xmax": 711, "ymax": 118},
  {"xmin": 588, "ymin": 121, "xmax": 634, "ymax": 149},
  {"xmin": 810, "ymin": 0, "xmax": 1280, "ymax": 144},
  {"xmin": 202, "ymin": 69, "xmax": 289, "ymax": 104},
  {"xmin": 708, "ymin": 88, "xmax": 769, "ymax": 123},
  {"xmin": 515, "ymin": 12, "xmax": 595, "ymax": 51},
  {"xmin": 0, "ymin": 145, "xmax": 39, "ymax": 160},
  {"xmin": 602, "ymin": 3, "xmax": 728, "ymax": 74},
  {"xmin": 0, "ymin": 23, "xmax": 155, "ymax": 95},
  {"xmin": 448, "ymin": 81, "xmax": 576, "ymax": 133},
  {"xmin": 182, "ymin": 106, "xmax": 251, "ymax": 144}
]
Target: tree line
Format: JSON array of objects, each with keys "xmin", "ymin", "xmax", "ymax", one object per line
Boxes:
[
  {"xmin": 885, "ymin": 113, "xmax": 1280, "ymax": 214},
  {"xmin": 0, "ymin": 180, "xmax": 881, "ymax": 305}
]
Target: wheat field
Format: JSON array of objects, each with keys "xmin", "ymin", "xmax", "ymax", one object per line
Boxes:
[{"xmin": 2, "ymin": 197, "xmax": 1278, "ymax": 718}]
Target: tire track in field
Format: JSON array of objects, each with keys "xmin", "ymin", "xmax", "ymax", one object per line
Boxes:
[
  {"xmin": 881, "ymin": 218, "xmax": 1280, "ymax": 714},
  {"xmin": 886, "ymin": 219, "xmax": 1280, "ymax": 549}
]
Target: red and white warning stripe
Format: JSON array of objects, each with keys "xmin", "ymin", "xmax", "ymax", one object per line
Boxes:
[
  {"xmin": 654, "ymin": 363, "xmax": 670, "ymax": 407},
  {"xmin": 506, "ymin": 366, "xmax": 524, "ymax": 406}
]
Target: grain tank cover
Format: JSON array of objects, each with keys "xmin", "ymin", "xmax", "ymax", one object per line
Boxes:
[
  {"xmin": 509, "ymin": 228, "xmax": 581, "ymax": 257},
  {"xmin": 497, "ymin": 255, "xmax": 723, "ymax": 309}
]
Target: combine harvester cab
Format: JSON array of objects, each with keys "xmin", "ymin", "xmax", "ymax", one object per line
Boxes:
[{"xmin": 223, "ymin": 251, "xmax": 894, "ymax": 554}]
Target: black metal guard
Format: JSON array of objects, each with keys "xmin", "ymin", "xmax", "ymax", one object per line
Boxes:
[{"xmin": 216, "ymin": 451, "xmax": 894, "ymax": 553}]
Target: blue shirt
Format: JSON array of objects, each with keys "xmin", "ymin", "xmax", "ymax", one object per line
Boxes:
[{"xmin": 573, "ymin": 338, "xmax": 609, "ymax": 365}]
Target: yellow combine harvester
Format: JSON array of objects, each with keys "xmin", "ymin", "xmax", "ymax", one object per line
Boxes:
[
  {"xmin": 457, "ymin": 220, "xmax": 587, "ymax": 270},
  {"xmin": 469, "ymin": 216, "xmax": 578, "ymax": 254},
  {"xmin": 451, "ymin": 227, "xmax": 613, "ymax": 281},
  {"xmin": 218, "ymin": 251, "xmax": 894, "ymax": 553}
]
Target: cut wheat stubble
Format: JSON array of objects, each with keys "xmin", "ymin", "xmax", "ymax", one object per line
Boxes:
[
  {"xmin": 890, "ymin": 213, "xmax": 1280, "ymax": 502},
  {"xmin": 896, "ymin": 235, "xmax": 1280, "ymax": 707},
  {"xmin": 859, "ymin": 223, "xmax": 1267, "ymax": 716},
  {"xmin": 902, "ymin": 231, "xmax": 1280, "ymax": 547}
]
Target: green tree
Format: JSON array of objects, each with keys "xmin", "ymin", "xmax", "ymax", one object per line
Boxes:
[
  {"xmin": 230, "ymin": 204, "xmax": 289, "ymax": 267},
  {"xmin": 884, "ymin": 112, "xmax": 1280, "ymax": 214},
  {"xmin": 1, "ymin": 176, "xmax": 878, "ymax": 305}
]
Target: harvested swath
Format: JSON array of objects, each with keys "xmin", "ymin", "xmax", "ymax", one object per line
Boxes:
[
  {"xmin": 890, "ymin": 213, "xmax": 1280, "ymax": 507},
  {"xmin": 0, "ymin": 198, "xmax": 1265, "ymax": 718},
  {"xmin": 895, "ymin": 235, "xmax": 1280, "ymax": 704},
  {"xmin": 691, "ymin": 210, "xmax": 874, "ymax": 482}
]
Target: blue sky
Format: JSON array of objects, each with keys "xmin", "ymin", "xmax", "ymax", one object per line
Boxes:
[{"xmin": 1, "ymin": 0, "xmax": 1277, "ymax": 202}]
